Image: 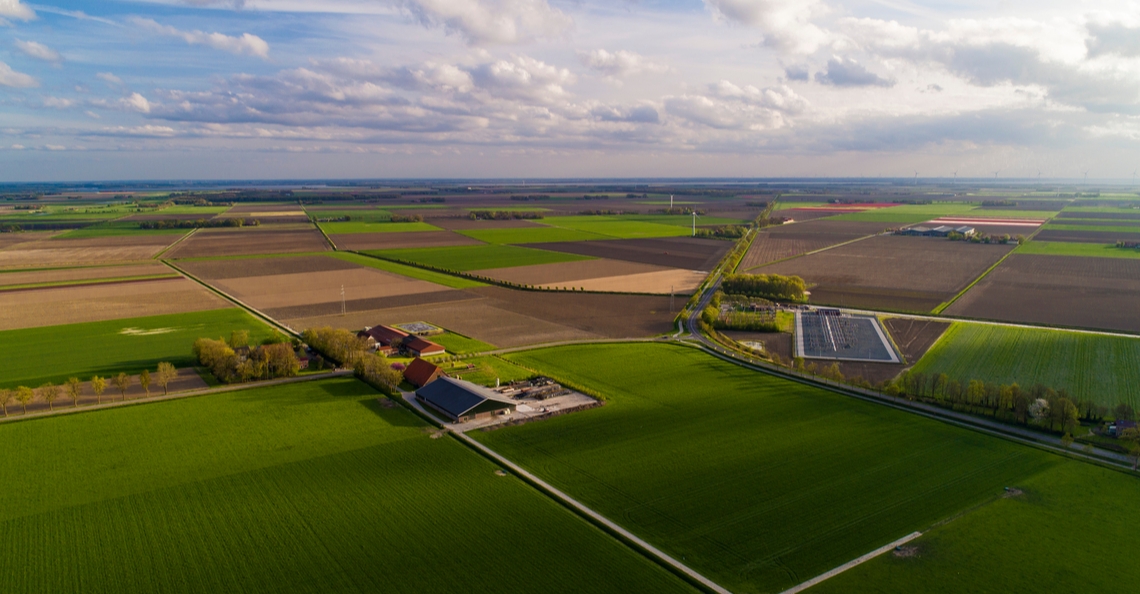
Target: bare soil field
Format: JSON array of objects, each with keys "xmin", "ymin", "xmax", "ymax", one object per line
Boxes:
[
  {"xmin": 431, "ymin": 218, "xmax": 547, "ymax": 230},
  {"xmin": 0, "ymin": 263, "xmax": 172, "ymax": 287},
  {"xmin": 756, "ymin": 236, "xmax": 1014, "ymax": 312},
  {"xmin": 0, "ymin": 278, "xmax": 228, "ymax": 331},
  {"xmin": 164, "ymin": 228, "xmax": 330, "ymax": 258},
  {"xmin": 123, "ymin": 213, "xmax": 221, "ymax": 222},
  {"xmin": 945, "ymin": 254, "xmax": 1140, "ymax": 332},
  {"xmin": 525, "ymin": 237, "xmax": 730, "ymax": 270},
  {"xmin": 264, "ymin": 289, "xmax": 476, "ymax": 321},
  {"xmin": 206, "ymin": 268, "xmax": 451, "ymax": 310},
  {"xmin": 0, "ymin": 235, "xmax": 180, "ymax": 269},
  {"xmin": 724, "ymin": 330, "xmax": 793, "ymax": 361},
  {"xmin": 539, "ymin": 269, "xmax": 706, "ymax": 294},
  {"xmin": 739, "ymin": 221, "xmax": 888, "ymax": 270},
  {"xmin": 0, "ymin": 232, "xmax": 60, "ymax": 248},
  {"xmin": 179, "ymin": 255, "xmax": 357, "ymax": 280},
  {"xmin": 1055, "ymin": 211, "xmax": 1140, "ymax": 221},
  {"xmin": 331, "ymin": 231, "xmax": 482, "ymax": 250},
  {"xmin": 884, "ymin": 318, "xmax": 951, "ymax": 363},
  {"xmin": 282, "ymin": 285, "xmax": 675, "ymax": 347},
  {"xmin": 1033, "ymin": 229, "xmax": 1140, "ymax": 243},
  {"xmin": 11, "ymin": 368, "xmax": 207, "ymax": 415},
  {"xmin": 472, "ymin": 258, "xmax": 668, "ymax": 285}
]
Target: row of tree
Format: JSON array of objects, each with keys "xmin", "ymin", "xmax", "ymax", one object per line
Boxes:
[
  {"xmin": 300, "ymin": 327, "xmax": 404, "ymax": 394},
  {"xmin": 193, "ymin": 331, "xmax": 299, "ymax": 384},
  {"xmin": 0, "ymin": 363, "xmax": 179, "ymax": 416},
  {"xmin": 467, "ymin": 210, "xmax": 544, "ymax": 220},
  {"xmin": 695, "ymin": 225, "xmax": 750, "ymax": 239},
  {"xmin": 139, "ymin": 218, "xmax": 259, "ymax": 229},
  {"xmin": 948, "ymin": 231, "xmax": 1021, "ymax": 244},
  {"xmin": 721, "ymin": 273, "xmax": 807, "ymax": 302}
]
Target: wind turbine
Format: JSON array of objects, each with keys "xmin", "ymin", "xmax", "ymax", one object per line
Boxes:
[
  {"xmin": 1132, "ymin": 169, "xmax": 1137, "ymax": 189},
  {"xmin": 670, "ymin": 194, "xmax": 674, "ymax": 209},
  {"xmin": 691, "ymin": 211, "xmax": 701, "ymax": 237},
  {"xmin": 992, "ymin": 170, "xmax": 1000, "ymax": 179},
  {"xmin": 1083, "ymin": 170, "xmax": 1090, "ymax": 183},
  {"xmin": 913, "ymin": 171, "xmax": 919, "ymax": 186}
]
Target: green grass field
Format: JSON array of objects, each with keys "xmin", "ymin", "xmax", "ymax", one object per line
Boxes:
[
  {"xmin": 319, "ymin": 221, "xmax": 440, "ymax": 234},
  {"xmin": 368, "ymin": 244, "xmax": 593, "ymax": 271},
  {"xmin": 158, "ymin": 205, "xmax": 232, "ymax": 215},
  {"xmin": 458, "ymin": 226, "xmax": 611, "ymax": 244},
  {"xmin": 328, "ymin": 252, "xmax": 487, "ymax": 288},
  {"xmin": 429, "ymin": 332, "xmax": 495, "ymax": 355},
  {"xmin": 808, "ymin": 461, "xmax": 1140, "ymax": 593},
  {"xmin": 0, "ymin": 309, "xmax": 277, "ymax": 389},
  {"xmin": 961, "ymin": 209, "xmax": 1058, "ymax": 219},
  {"xmin": 54, "ymin": 222, "xmax": 189, "ymax": 239},
  {"xmin": 0, "ymin": 378, "xmax": 693, "ymax": 593},
  {"xmin": 1043, "ymin": 223, "xmax": 1140, "ymax": 232},
  {"xmin": 909, "ymin": 323, "xmax": 1140, "ymax": 408},
  {"xmin": 474, "ymin": 343, "xmax": 1060, "ymax": 594},
  {"xmin": 305, "ymin": 209, "xmax": 393, "ymax": 222},
  {"xmin": 543, "ymin": 216, "xmax": 695, "ymax": 238},
  {"xmin": 1016, "ymin": 241, "xmax": 1140, "ymax": 259},
  {"xmin": 827, "ymin": 204, "xmax": 978, "ymax": 223},
  {"xmin": 449, "ymin": 356, "xmax": 536, "ymax": 387}
]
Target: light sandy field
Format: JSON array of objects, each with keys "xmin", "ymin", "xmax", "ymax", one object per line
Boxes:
[
  {"xmin": 472, "ymin": 258, "xmax": 666, "ymax": 285},
  {"xmin": 539, "ymin": 268, "xmax": 707, "ymax": 294},
  {"xmin": 0, "ymin": 278, "xmax": 228, "ymax": 331},
  {"xmin": 207, "ymin": 268, "xmax": 451, "ymax": 310},
  {"xmin": 0, "ymin": 236, "xmax": 179, "ymax": 269},
  {"xmin": 0, "ymin": 263, "xmax": 173, "ymax": 287}
]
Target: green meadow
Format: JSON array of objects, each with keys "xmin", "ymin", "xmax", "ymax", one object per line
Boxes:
[
  {"xmin": 0, "ymin": 378, "xmax": 693, "ymax": 594},
  {"xmin": 368, "ymin": 244, "xmax": 593, "ymax": 271},
  {"xmin": 1016, "ymin": 241, "xmax": 1140, "ymax": 259},
  {"xmin": 910, "ymin": 322, "xmax": 1140, "ymax": 408},
  {"xmin": 319, "ymin": 221, "xmax": 440, "ymax": 234},
  {"xmin": 1, "ymin": 309, "xmax": 276, "ymax": 389},
  {"xmin": 476, "ymin": 343, "xmax": 1061, "ymax": 594},
  {"xmin": 458, "ymin": 226, "xmax": 610, "ymax": 244}
]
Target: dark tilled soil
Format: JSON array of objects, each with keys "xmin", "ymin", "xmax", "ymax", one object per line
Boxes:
[
  {"xmin": 332, "ymin": 231, "xmax": 482, "ymax": 251},
  {"xmin": 1046, "ymin": 219, "xmax": 1140, "ymax": 227},
  {"xmin": 723, "ymin": 330, "xmax": 793, "ymax": 362},
  {"xmin": 469, "ymin": 286, "xmax": 676, "ymax": 338},
  {"xmin": 165, "ymin": 228, "xmax": 331, "ymax": 258},
  {"xmin": 430, "ymin": 218, "xmax": 547, "ymax": 230},
  {"xmin": 739, "ymin": 221, "xmax": 888, "ymax": 270},
  {"xmin": 178, "ymin": 254, "xmax": 356, "ymax": 280},
  {"xmin": 1055, "ymin": 211, "xmax": 1140, "ymax": 221},
  {"xmin": 263, "ymin": 289, "xmax": 477, "ymax": 320},
  {"xmin": 757, "ymin": 235, "xmax": 1014, "ymax": 313},
  {"xmin": 524, "ymin": 237, "xmax": 731, "ymax": 270},
  {"xmin": 945, "ymin": 254, "xmax": 1140, "ymax": 332},
  {"xmin": 1034, "ymin": 229, "xmax": 1140, "ymax": 243},
  {"xmin": 884, "ymin": 317, "xmax": 952, "ymax": 363}
]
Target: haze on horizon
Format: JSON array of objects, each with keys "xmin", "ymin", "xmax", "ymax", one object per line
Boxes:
[{"xmin": 2, "ymin": 0, "xmax": 1139, "ymax": 181}]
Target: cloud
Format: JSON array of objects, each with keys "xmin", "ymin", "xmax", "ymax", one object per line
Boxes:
[
  {"xmin": 814, "ymin": 57, "xmax": 894, "ymax": 87},
  {"xmin": 131, "ymin": 17, "xmax": 269, "ymax": 58},
  {"xmin": 470, "ymin": 55, "xmax": 574, "ymax": 103},
  {"xmin": 0, "ymin": 0, "xmax": 34, "ymax": 21},
  {"xmin": 704, "ymin": 0, "xmax": 829, "ymax": 54},
  {"xmin": 0, "ymin": 61, "xmax": 37, "ymax": 88},
  {"xmin": 1086, "ymin": 22, "xmax": 1140, "ymax": 58},
  {"xmin": 665, "ymin": 81, "xmax": 807, "ymax": 131},
  {"xmin": 124, "ymin": 93, "xmax": 152, "ymax": 113},
  {"xmin": 783, "ymin": 64, "xmax": 809, "ymax": 81},
  {"xmin": 178, "ymin": 0, "xmax": 247, "ymax": 7},
  {"xmin": 15, "ymin": 40, "xmax": 61, "ymax": 63},
  {"xmin": 97, "ymin": 72, "xmax": 124, "ymax": 86},
  {"xmin": 399, "ymin": 0, "xmax": 572, "ymax": 45},
  {"xmin": 577, "ymin": 49, "xmax": 669, "ymax": 79},
  {"xmin": 589, "ymin": 104, "xmax": 659, "ymax": 124}
]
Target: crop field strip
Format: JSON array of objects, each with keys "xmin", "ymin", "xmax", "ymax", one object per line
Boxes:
[
  {"xmin": 0, "ymin": 262, "xmax": 175, "ymax": 287},
  {"xmin": 909, "ymin": 322, "xmax": 1140, "ymax": 407},
  {"xmin": 944, "ymin": 254, "xmax": 1140, "ymax": 333},
  {"xmin": 317, "ymin": 221, "xmax": 442, "ymax": 234},
  {"xmin": 525, "ymin": 237, "xmax": 732, "ymax": 270},
  {"xmin": 0, "ymin": 378, "xmax": 695, "ymax": 593},
  {"xmin": 163, "ymin": 227, "xmax": 331, "ymax": 259},
  {"xmin": 0, "ymin": 234, "xmax": 184, "ymax": 269},
  {"xmin": 738, "ymin": 220, "xmax": 891, "ymax": 270},
  {"xmin": 755, "ymin": 235, "xmax": 1015, "ymax": 313},
  {"xmin": 369, "ymin": 243, "xmax": 595, "ymax": 271},
  {"xmin": 475, "ymin": 343, "xmax": 1061, "ymax": 594},
  {"xmin": 0, "ymin": 308, "xmax": 275, "ymax": 389},
  {"xmin": 330, "ymin": 230, "xmax": 484, "ymax": 250},
  {"xmin": 1015, "ymin": 241, "xmax": 1140, "ymax": 258}
]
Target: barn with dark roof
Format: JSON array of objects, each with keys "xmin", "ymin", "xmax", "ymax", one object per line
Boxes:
[{"xmin": 416, "ymin": 377, "xmax": 516, "ymax": 423}]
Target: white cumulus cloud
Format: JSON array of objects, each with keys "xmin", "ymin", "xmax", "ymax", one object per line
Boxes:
[
  {"xmin": 400, "ymin": 0, "xmax": 572, "ymax": 45},
  {"xmin": 131, "ymin": 17, "xmax": 270, "ymax": 58},
  {"xmin": 704, "ymin": 0, "xmax": 830, "ymax": 54},
  {"xmin": 15, "ymin": 40, "xmax": 61, "ymax": 63},
  {"xmin": 577, "ymin": 49, "xmax": 669, "ymax": 79},
  {"xmin": 0, "ymin": 61, "xmax": 37, "ymax": 88},
  {"xmin": 0, "ymin": 0, "xmax": 34, "ymax": 21}
]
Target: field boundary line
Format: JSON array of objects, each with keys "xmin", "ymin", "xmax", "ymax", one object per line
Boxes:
[
  {"xmin": 932, "ymin": 243, "xmax": 1018, "ymax": 315},
  {"xmin": 778, "ymin": 532, "xmax": 922, "ymax": 594},
  {"xmin": 394, "ymin": 390, "xmax": 733, "ymax": 594},
  {"xmin": 0, "ymin": 371, "xmax": 353, "ymax": 425},
  {"xmin": 153, "ymin": 228, "xmax": 199, "ymax": 259},
  {"xmin": 740, "ymin": 231, "xmax": 884, "ymax": 273},
  {"xmin": 305, "ymin": 205, "xmax": 338, "ymax": 251},
  {"xmin": 160, "ymin": 260, "xmax": 300, "ymax": 337}
]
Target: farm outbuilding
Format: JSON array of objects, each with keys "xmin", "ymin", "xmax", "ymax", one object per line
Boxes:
[
  {"xmin": 358, "ymin": 325, "xmax": 409, "ymax": 348},
  {"xmin": 417, "ymin": 377, "xmax": 516, "ymax": 423},
  {"xmin": 404, "ymin": 335, "xmax": 446, "ymax": 357},
  {"xmin": 404, "ymin": 357, "xmax": 442, "ymax": 388}
]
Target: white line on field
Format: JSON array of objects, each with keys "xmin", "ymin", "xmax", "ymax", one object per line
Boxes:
[{"xmin": 779, "ymin": 531, "xmax": 923, "ymax": 594}]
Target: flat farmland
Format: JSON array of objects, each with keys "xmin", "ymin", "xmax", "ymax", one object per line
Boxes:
[
  {"xmin": 909, "ymin": 322, "xmax": 1140, "ymax": 407},
  {"xmin": 459, "ymin": 226, "xmax": 611, "ymax": 244},
  {"xmin": 164, "ymin": 228, "xmax": 330, "ymax": 258},
  {"xmin": 542, "ymin": 216, "xmax": 694, "ymax": 239},
  {"xmin": 0, "ymin": 262, "xmax": 173, "ymax": 288},
  {"xmin": 823, "ymin": 318, "xmax": 951, "ymax": 385},
  {"xmin": 0, "ymin": 235, "xmax": 180, "ymax": 269},
  {"xmin": 739, "ymin": 220, "xmax": 890, "ymax": 270},
  {"xmin": 0, "ymin": 378, "xmax": 692, "ymax": 594},
  {"xmin": 432, "ymin": 218, "xmax": 548, "ymax": 230},
  {"xmin": 331, "ymin": 230, "xmax": 482, "ymax": 250},
  {"xmin": 0, "ymin": 277, "xmax": 229, "ymax": 331},
  {"xmin": 473, "ymin": 259, "xmax": 706, "ymax": 294},
  {"xmin": 370, "ymin": 244, "xmax": 593, "ymax": 271},
  {"xmin": 825, "ymin": 204, "xmax": 978, "ymax": 223},
  {"xmin": 1016, "ymin": 241, "xmax": 1140, "ymax": 258},
  {"xmin": 945, "ymin": 254, "xmax": 1140, "ymax": 332},
  {"xmin": 757, "ymin": 236, "xmax": 1014, "ymax": 312},
  {"xmin": 318, "ymin": 221, "xmax": 441, "ymax": 234},
  {"xmin": 1055, "ymin": 210, "xmax": 1140, "ymax": 221},
  {"xmin": 1, "ymin": 308, "xmax": 274, "ymax": 389},
  {"xmin": 526, "ymin": 237, "xmax": 731, "ymax": 270},
  {"xmin": 476, "ymin": 343, "xmax": 1058, "ymax": 594},
  {"xmin": 1034, "ymin": 228, "xmax": 1140, "ymax": 243}
]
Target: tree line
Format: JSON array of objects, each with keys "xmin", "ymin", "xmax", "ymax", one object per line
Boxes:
[
  {"xmin": 301, "ymin": 327, "xmax": 403, "ymax": 395},
  {"xmin": 0, "ymin": 363, "xmax": 179, "ymax": 416},
  {"xmin": 139, "ymin": 218, "xmax": 259, "ymax": 229},
  {"xmin": 721, "ymin": 273, "xmax": 807, "ymax": 302},
  {"xmin": 193, "ymin": 330, "xmax": 299, "ymax": 384},
  {"xmin": 467, "ymin": 210, "xmax": 544, "ymax": 220}
]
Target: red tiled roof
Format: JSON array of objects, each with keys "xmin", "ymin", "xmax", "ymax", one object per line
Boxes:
[
  {"xmin": 404, "ymin": 335, "xmax": 445, "ymax": 355},
  {"xmin": 362, "ymin": 325, "xmax": 408, "ymax": 346},
  {"xmin": 404, "ymin": 357, "xmax": 442, "ymax": 388}
]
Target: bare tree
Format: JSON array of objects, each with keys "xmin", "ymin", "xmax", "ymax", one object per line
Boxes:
[
  {"xmin": 91, "ymin": 376, "xmax": 107, "ymax": 405},
  {"xmin": 15, "ymin": 386, "xmax": 34, "ymax": 415},
  {"xmin": 139, "ymin": 370, "xmax": 152, "ymax": 398},
  {"xmin": 111, "ymin": 373, "xmax": 132, "ymax": 401},
  {"xmin": 66, "ymin": 377, "xmax": 82, "ymax": 407},
  {"xmin": 40, "ymin": 382, "xmax": 60, "ymax": 412},
  {"xmin": 0, "ymin": 388, "xmax": 12, "ymax": 417},
  {"xmin": 155, "ymin": 362, "xmax": 178, "ymax": 396}
]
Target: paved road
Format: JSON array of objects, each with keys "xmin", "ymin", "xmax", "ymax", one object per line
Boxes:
[{"xmin": 398, "ymin": 389, "xmax": 732, "ymax": 594}]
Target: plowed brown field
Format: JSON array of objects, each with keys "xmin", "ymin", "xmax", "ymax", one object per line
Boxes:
[
  {"xmin": 1034, "ymin": 229, "xmax": 1140, "ymax": 243},
  {"xmin": 525, "ymin": 237, "xmax": 730, "ymax": 270},
  {"xmin": 0, "ymin": 235, "xmax": 181, "ymax": 269},
  {"xmin": 0, "ymin": 263, "xmax": 172, "ymax": 287},
  {"xmin": 473, "ymin": 259, "xmax": 665, "ymax": 285},
  {"xmin": 165, "ymin": 228, "xmax": 330, "ymax": 258},
  {"xmin": 739, "ymin": 220, "xmax": 889, "ymax": 271},
  {"xmin": 331, "ymin": 231, "xmax": 482, "ymax": 250}
]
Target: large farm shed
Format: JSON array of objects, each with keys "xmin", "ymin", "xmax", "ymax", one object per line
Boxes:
[{"xmin": 417, "ymin": 376, "xmax": 516, "ymax": 422}]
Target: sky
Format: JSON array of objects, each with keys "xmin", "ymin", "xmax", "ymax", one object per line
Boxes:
[{"xmin": 1, "ymin": 0, "xmax": 1140, "ymax": 181}]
